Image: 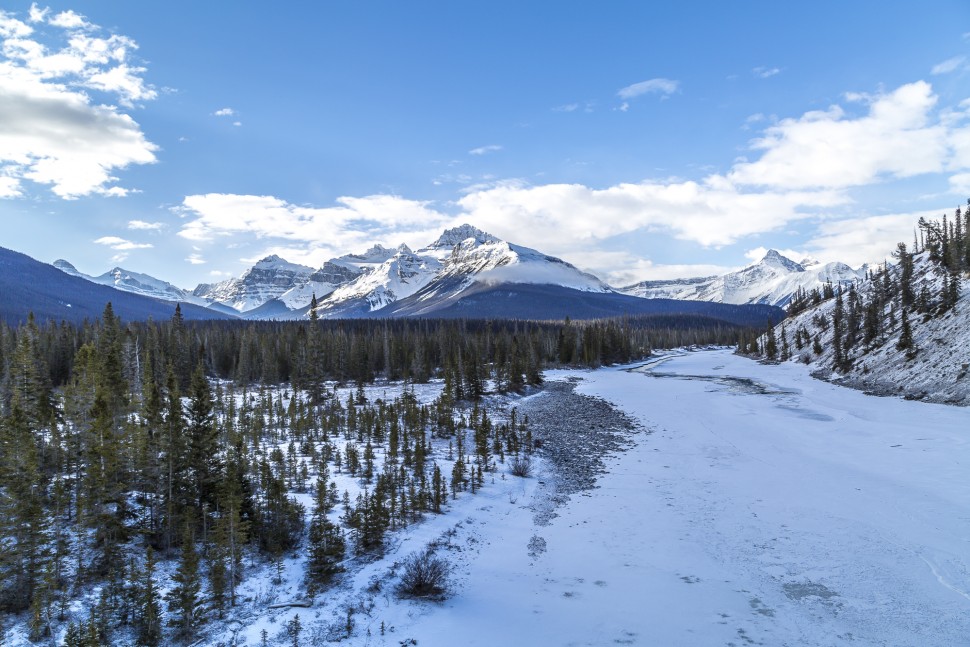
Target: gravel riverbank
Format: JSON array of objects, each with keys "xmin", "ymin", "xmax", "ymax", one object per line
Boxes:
[{"xmin": 517, "ymin": 377, "xmax": 643, "ymax": 525}]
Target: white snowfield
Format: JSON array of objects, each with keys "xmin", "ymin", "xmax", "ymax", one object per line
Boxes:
[{"xmin": 388, "ymin": 349, "xmax": 970, "ymax": 646}]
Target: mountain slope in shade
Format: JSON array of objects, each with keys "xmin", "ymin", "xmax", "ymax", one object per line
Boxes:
[
  {"xmin": 1, "ymin": 248, "xmax": 235, "ymax": 324},
  {"xmin": 54, "ymin": 260, "xmax": 203, "ymax": 304},
  {"xmin": 619, "ymin": 250, "xmax": 864, "ymax": 308},
  {"xmin": 376, "ymin": 280, "xmax": 784, "ymax": 324}
]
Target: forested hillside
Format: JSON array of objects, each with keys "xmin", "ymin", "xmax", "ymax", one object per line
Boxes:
[{"xmin": 746, "ymin": 205, "xmax": 970, "ymax": 404}]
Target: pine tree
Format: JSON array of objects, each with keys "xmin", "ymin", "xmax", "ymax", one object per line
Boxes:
[
  {"xmin": 167, "ymin": 523, "xmax": 203, "ymax": 639},
  {"xmin": 136, "ymin": 548, "xmax": 162, "ymax": 647},
  {"xmin": 764, "ymin": 325, "xmax": 778, "ymax": 361},
  {"xmin": 306, "ymin": 478, "xmax": 345, "ymax": 595},
  {"xmin": 896, "ymin": 307, "xmax": 916, "ymax": 359},
  {"xmin": 187, "ymin": 363, "xmax": 221, "ymax": 516}
]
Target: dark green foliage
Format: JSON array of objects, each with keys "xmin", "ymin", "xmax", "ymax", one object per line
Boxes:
[
  {"xmin": 306, "ymin": 477, "xmax": 346, "ymax": 595},
  {"xmin": 167, "ymin": 524, "xmax": 203, "ymax": 639}
]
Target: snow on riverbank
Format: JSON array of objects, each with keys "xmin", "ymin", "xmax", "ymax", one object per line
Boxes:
[{"xmin": 388, "ymin": 348, "xmax": 970, "ymax": 646}]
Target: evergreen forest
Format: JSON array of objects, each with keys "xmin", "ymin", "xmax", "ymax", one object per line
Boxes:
[{"xmin": 0, "ymin": 308, "xmax": 757, "ymax": 645}]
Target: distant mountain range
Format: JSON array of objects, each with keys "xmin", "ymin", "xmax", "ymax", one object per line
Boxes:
[
  {"xmin": 34, "ymin": 224, "xmax": 856, "ymax": 324},
  {"xmin": 0, "ymin": 247, "xmax": 235, "ymax": 325},
  {"xmin": 618, "ymin": 250, "xmax": 865, "ymax": 308}
]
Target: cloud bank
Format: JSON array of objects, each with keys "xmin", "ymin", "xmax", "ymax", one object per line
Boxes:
[{"xmin": 0, "ymin": 5, "xmax": 157, "ymax": 199}]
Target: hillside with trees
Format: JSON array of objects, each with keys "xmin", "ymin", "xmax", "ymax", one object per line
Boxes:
[{"xmin": 745, "ymin": 204, "xmax": 970, "ymax": 404}]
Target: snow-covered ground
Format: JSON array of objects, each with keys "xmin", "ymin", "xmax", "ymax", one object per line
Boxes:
[
  {"xmin": 14, "ymin": 349, "xmax": 966, "ymax": 646},
  {"xmin": 372, "ymin": 349, "xmax": 970, "ymax": 646}
]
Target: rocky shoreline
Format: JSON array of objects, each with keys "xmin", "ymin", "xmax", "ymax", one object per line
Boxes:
[{"xmin": 517, "ymin": 377, "xmax": 643, "ymax": 526}]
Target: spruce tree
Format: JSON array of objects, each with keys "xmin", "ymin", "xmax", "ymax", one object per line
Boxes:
[
  {"xmin": 167, "ymin": 523, "xmax": 203, "ymax": 639},
  {"xmin": 896, "ymin": 308, "xmax": 916, "ymax": 359},
  {"xmin": 306, "ymin": 477, "xmax": 345, "ymax": 595},
  {"xmin": 136, "ymin": 548, "xmax": 162, "ymax": 647}
]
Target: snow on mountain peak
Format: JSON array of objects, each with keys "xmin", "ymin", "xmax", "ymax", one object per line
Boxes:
[
  {"xmin": 430, "ymin": 224, "xmax": 499, "ymax": 249},
  {"xmin": 53, "ymin": 259, "xmax": 81, "ymax": 275},
  {"xmin": 760, "ymin": 249, "xmax": 804, "ymax": 273},
  {"xmin": 250, "ymin": 255, "xmax": 312, "ymax": 273}
]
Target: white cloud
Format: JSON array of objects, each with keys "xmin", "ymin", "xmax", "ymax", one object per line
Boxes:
[
  {"xmin": 553, "ymin": 103, "xmax": 579, "ymax": 112},
  {"xmin": 0, "ymin": 174, "xmax": 21, "ymax": 197},
  {"xmin": 186, "ymin": 253, "xmax": 205, "ymax": 265},
  {"xmin": 617, "ymin": 78, "xmax": 679, "ymax": 99},
  {"xmin": 27, "ymin": 4, "xmax": 48, "ymax": 24},
  {"xmin": 0, "ymin": 10, "xmax": 32, "ymax": 37},
  {"xmin": 232, "ymin": 121, "xmax": 241, "ymax": 127},
  {"xmin": 179, "ymin": 79, "xmax": 970, "ymax": 285},
  {"xmin": 127, "ymin": 219, "xmax": 163, "ymax": 230},
  {"xmin": 48, "ymin": 10, "xmax": 90, "ymax": 30},
  {"xmin": 457, "ymin": 176, "xmax": 845, "ymax": 250},
  {"xmin": 729, "ymin": 81, "xmax": 948, "ymax": 190},
  {"xmin": 94, "ymin": 235, "xmax": 153, "ymax": 250},
  {"xmin": 0, "ymin": 6, "xmax": 158, "ymax": 198},
  {"xmin": 213, "ymin": 107, "xmax": 235, "ymax": 116},
  {"xmin": 469, "ymin": 144, "xmax": 502, "ymax": 156},
  {"xmin": 931, "ymin": 56, "xmax": 966, "ymax": 75},
  {"xmin": 801, "ymin": 211, "xmax": 938, "ymax": 266},
  {"xmin": 110, "ymin": 252, "xmax": 128, "ymax": 264},
  {"xmin": 557, "ymin": 248, "xmax": 734, "ymax": 286},
  {"xmin": 948, "ymin": 172, "xmax": 970, "ymax": 194},
  {"xmin": 176, "ymin": 193, "xmax": 453, "ymax": 265},
  {"xmin": 753, "ymin": 66, "xmax": 781, "ymax": 79}
]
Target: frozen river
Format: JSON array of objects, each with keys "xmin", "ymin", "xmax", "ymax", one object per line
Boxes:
[{"xmin": 400, "ymin": 348, "xmax": 970, "ymax": 646}]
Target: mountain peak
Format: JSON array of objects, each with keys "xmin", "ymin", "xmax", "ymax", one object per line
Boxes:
[
  {"xmin": 431, "ymin": 224, "xmax": 499, "ymax": 249},
  {"xmin": 760, "ymin": 249, "xmax": 803, "ymax": 273},
  {"xmin": 53, "ymin": 259, "xmax": 80, "ymax": 274},
  {"xmin": 249, "ymin": 255, "xmax": 313, "ymax": 273}
]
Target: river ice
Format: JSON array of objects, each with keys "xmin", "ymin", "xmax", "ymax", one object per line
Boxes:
[{"xmin": 391, "ymin": 348, "xmax": 970, "ymax": 646}]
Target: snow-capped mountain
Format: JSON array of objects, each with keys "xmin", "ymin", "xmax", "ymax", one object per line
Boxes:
[
  {"xmin": 193, "ymin": 255, "xmax": 314, "ymax": 312},
  {"xmin": 53, "ymin": 260, "xmax": 203, "ymax": 304},
  {"xmin": 273, "ymin": 245, "xmax": 403, "ymax": 312},
  {"xmin": 48, "ymin": 225, "xmax": 789, "ymax": 322},
  {"xmin": 619, "ymin": 250, "xmax": 864, "ymax": 308},
  {"xmin": 304, "ymin": 225, "xmax": 611, "ymax": 319}
]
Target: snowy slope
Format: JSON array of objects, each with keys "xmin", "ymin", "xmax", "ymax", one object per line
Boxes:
[
  {"xmin": 369, "ymin": 351, "xmax": 970, "ymax": 646},
  {"xmin": 21, "ymin": 350, "xmax": 955, "ymax": 647},
  {"xmin": 763, "ymin": 252, "xmax": 970, "ymax": 404},
  {"xmin": 313, "ymin": 245, "xmax": 443, "ymax": 316},
  {"xmin": 194, "ymin": 255, "xmax": 314, "ymax": 312},
  {"xmin": 53, "ymin": 259, "xmax": 205, "ymax": 304},
  {"xmin": 309, "ymin": 225, "xmax": 611, "ymax": 318},
  {"xmin": 619, "ymin": 250, "xmax": 864, "ymax": 308}
]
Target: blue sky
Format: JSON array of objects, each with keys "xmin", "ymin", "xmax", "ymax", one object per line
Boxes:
[{"xmin": 3, "ymin": 1, "xmax": 970, "ymax": 288}]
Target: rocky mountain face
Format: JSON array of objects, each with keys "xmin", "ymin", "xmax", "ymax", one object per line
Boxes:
[{"xmin": 192, "ymin": 255, "xmax": 314, "ymax": 312}]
